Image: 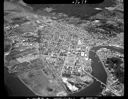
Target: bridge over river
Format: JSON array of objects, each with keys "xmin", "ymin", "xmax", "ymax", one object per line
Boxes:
[{"xmin": 69, "ymin": 45, "xmax": 123, "ymax": 96}]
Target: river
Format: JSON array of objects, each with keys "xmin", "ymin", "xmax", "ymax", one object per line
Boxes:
[
  {"xmin": 69, "ymin": 45, "xmax": 123, "ymax": 96},
  {"xmin": 4, "ymin": 68, "xmax": 36, "ymax": 96},
  {"xmin": 4, "ymin": 0, "xmax": 122, "ymax": 96},
  {"xmin": 4, "ymin": 44, "xmax": 123, "ymax": 96}
]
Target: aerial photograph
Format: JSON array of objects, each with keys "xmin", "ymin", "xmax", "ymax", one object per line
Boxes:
[{"xmin": 4, "ymin": 0, "xmax": 124, "ymax": 97}]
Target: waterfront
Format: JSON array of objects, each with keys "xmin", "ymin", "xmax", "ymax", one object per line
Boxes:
[
  {"xmin": 69, "ymin": 46, "xmax": 123, "ymax": 96},
  {"xmin": 4, "ymin": 45, "xmax": 123, "ymax": 96},
  {"xmin": 4, "ymin": 0, "xmax": 123, "ymax": 96},
  {"xmin": 4, "ymin": 68, "xmax": 36, "ymax": 96}
]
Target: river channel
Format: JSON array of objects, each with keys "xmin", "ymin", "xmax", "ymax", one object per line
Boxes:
[
  {"xmin": 69, "ymin": 45, "xmax": 124, "ymax": 96},
  {"xmin": 4, "ymin": 0, "xmax": 119, "ymax": 96},
  {"xmin": 4, "ymin": 45, "xmax": 123, "ymax": 96}
]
